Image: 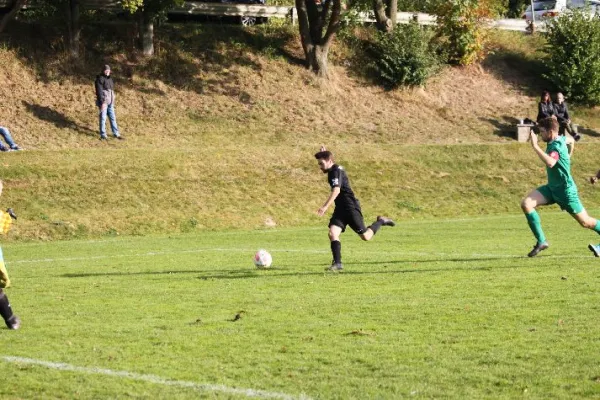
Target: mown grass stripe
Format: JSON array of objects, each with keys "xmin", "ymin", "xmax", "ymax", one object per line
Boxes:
[{"xmin": 2, "ymin": 356, "xmax": 312, "ymax": 400}]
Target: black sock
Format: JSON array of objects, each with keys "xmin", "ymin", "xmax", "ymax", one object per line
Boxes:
[
  {"xmin": 368, "ymin": 219, "xmax": 384, "ymax": 235},
  {"xmin": 0, "ymin": 289, "xmax": 14, "ymax": 324},
  {"xmin": 331, "ymin": 240, "xmax": 342, "ymax": 264}
]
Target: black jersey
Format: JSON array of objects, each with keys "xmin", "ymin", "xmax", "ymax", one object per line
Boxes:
[{"xmin": 327, "ymin": 164, "xmax": 360, "ymax": 209}]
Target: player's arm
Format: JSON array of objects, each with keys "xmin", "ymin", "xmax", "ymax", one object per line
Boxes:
[
  {"xmin": 317, "ymin": 187, "xmax": 340, "ymax": 216},
  {"xmin": 317, "ymin": 167, "xmax": 342, "ymax": 216},
  {"xmin": 565, "ymin": 135, "xmax": 574, "ymax": 158},
  {"xmin": 530, "ymin": 131, "xmax": 557, "ymax": 168}
]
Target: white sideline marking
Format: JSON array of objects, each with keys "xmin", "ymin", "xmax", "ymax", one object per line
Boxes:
[
  {"xmin": 10, "ymin": 248, "xmax": 328, "ymax": 265},
  {"xmin": 9, "ymin": 247, "xmax": 596, "ymax": 267},
  {"xmin": 2, "ymin": 356, "xmax": 311, "ymax": 400}
]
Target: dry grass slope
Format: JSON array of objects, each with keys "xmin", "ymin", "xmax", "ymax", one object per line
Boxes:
[
  {"xmin": 0, "ymin": 23, "xmax": 599, "ymax": 239},
  {"xmin": 0, "ymin": 24, "xmax": 597, "ymax": 151}
]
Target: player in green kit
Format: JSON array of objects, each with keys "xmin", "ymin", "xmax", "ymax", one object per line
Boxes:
[{"xmin": 521, "ymin": 117, "xmax": 600, "ymax": 257}]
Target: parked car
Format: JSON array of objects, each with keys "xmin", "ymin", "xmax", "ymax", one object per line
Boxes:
[
  {"xmin": 168, "ymin": 0, "xmax": 268, "ymax": 26},
  {"xmin": 522, "ymin": 0, "xmax": 600, "ymax": 22},
  {"xmin": 522, "ymin": 0, "xmax": 566, "ymax": 22}
]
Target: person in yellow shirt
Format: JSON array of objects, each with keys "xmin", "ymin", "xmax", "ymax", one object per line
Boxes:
[{"xmin": 0, "ymin": 181, "xmax": 19, "ymax": 330}]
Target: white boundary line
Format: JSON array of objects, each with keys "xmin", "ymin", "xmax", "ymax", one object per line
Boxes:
[
  {"xmin": 9, "ymin": 248, "xmax": 328, "ymax": 265},
  {"xmin": 9, "ymin": 247, "xmax": 597, "ymax": 266},
  {"xmin": 2, "ymin": 356, "xmax": 312, "ymax": 400}
]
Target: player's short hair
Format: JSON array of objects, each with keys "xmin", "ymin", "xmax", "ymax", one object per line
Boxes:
[
  {"xmin": 539, "ymin": 116, "xmax": 559, "ymax": 133},
  {"xmin": 314, "ymin": 150, "xmax": 333, "ymax": 161}
]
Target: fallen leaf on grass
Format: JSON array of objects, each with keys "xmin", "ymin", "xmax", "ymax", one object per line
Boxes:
[
  {"xmin": 345, "ymin": 330, "xmax": 376, "ymax": 336},
  {"xmin": 231, "ymin": 311, "xmax": 246, "ymax": 322}
]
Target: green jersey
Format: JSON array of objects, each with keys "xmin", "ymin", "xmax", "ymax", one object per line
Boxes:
[{"xmin": 545, "ymin": 136, "xmax": 576, "ymax": 191}]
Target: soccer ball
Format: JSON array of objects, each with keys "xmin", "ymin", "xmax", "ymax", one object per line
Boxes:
[{"xmin": 253, "ymin": 249, "xmax": 272, "ymax": 269}]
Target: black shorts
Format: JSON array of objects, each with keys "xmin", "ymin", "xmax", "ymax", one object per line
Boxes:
[{"xmin": 329, "ymin": 206, "xmax": 367, "ymax": 234}]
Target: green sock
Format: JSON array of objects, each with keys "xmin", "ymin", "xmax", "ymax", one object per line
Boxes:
[
  {"xmin": 526, "ymin": 210, "xmax": 546, "ymax": 244},
  {"xmin": 594, "ymin": 220, "xmax": 600, "ymax": 235}
]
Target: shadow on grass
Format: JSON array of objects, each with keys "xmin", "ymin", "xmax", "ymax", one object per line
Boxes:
[
  {"xmin": 579, "ymin": 126, "xmax": 600, "ymax": 138},
  {"xmin": 23, "ymin": 101, "xmax": 96, "ymax": 136},
  {"xmin": 141, "ymin": 23, "xmax": 302, "ymax": 95},
  {"xmin": 60, "ymin": 255, "xmax": 531, "ymax": 279},
  {"xmin": 479, "ymin": 116, "xmax": 520, "ymax": 140},
  {"xmin": 0, "ymin": 19, "xmax": 302, "ymax": 98},
  {"xmin": 482, "ymin": 47, "xmax": 553, "ymax": 97}
]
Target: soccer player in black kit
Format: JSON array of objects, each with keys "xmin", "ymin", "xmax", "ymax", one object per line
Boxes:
[{"xmin": 315, "ymin": 147, "xmax": 395, "ymax": 271}]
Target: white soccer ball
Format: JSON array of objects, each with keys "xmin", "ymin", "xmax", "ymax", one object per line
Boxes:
[{"xmin": 253, "ymin": 249, "xmax": 272, "ymax": 269}]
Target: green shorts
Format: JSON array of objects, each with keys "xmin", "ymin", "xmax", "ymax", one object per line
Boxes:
[{"xmin": 537, "ymin": 184, "xmax": 584, "ymax": 214}]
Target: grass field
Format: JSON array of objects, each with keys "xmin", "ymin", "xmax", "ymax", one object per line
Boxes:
[
  {"xmin": 2, "ymin": 18, "xmax": 600, "ymax": 400},
  {"xmin": 1, "ymin": 212, "xmax": 600, "ymax": 399}
]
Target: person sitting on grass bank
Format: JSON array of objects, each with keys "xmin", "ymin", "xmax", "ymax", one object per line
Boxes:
[
  {"xmin": 536, "ymin": 90, "xmax": 555, "ymax": 123},
  {"xmin": 554, "ymin": 92, "xmax": 581, "ymax": 142},
  {"xmin": 520, "ymin": 117, "xmax": 600, "ymax": 258},
  {"xmin": 0, "ymin": 126, "xmax": 21, "ymax": 151}
]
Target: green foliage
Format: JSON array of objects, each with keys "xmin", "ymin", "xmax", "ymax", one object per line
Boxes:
[
  {"xmin": 369, "ymin": 22, "xmax": 440, "ymax": 88},
  {"xmin": 121, "ymin": 0, "xmax": 184, "ymax": 17},
  {"xmin": 351, "ymin": 0, "xmax": 506, "ymax": 16},
  {"xmin": 17, "ymin": 0, "xmax": 60, "ymax": 20},
  {"xmin": 543, "ymin": 10, "xmax": 600, "ymax": 105},
  {"xmin": 435, "ymin": 0, "xmax": 490, "ymax": 65},
  {"xmin": 120, "ymin": 0, "xmax": 145, "ymax": 13},
  {"xmin": 396, "ymin": 0, "xmax": 441, "ymax": 12},
  {"xmin": 485, "ymin": 0, "xmax": 509, "ymax": 17},
  {"xmin": 507, "ymin": 0, "xmax": 529, "ymax": 18}
]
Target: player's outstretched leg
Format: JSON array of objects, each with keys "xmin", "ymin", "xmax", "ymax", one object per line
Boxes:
[
  {"xmin": 360, "ymin": 216, "xmax": 396, "ymax": 241},
  {"xmin": 0, "ymin": 289, "xmax": 20, "ymax": 330},
  {"xmin": 524, "ymin": 211, "xmax": 549, "ymax": 257},
  {"xmin": 327, "ymin": 225, "xmax": 344, "ymax": 271},
  {"xmin": 521, "ymin": 190, "xmax": 550, "ymax": 257},
  {"xmin": 570, "ymin": 210, "xmax": 600, "ymax": 257},
  {"xmin": 377, "ymin": 215, "xmax": 396, "ymax": 227}
]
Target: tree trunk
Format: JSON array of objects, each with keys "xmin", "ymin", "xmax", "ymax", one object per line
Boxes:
[
  {"xmin": 387, "ymin": 0, "xmax": 397, "ymax": 30},
  {"xmin": 67, "ymin": 0, "xmax": 81, "ymax": 58},
  {"xmin": 373, "ymin": 0, "xmax": 391, "ymax": 32},
  {"xmin": 309, "ymin": 44, "xmax": 329, "ymax": 78},
  {"xmin": 295, "ymin": 0, "xmax": 341, "ymax": 78},
  {"xmin": 138, "ymin": 9, "xmax": 154, "ymax": 56},
  {"xmin": 0, "ymin": 0, "xmax": 27, "ymax": 33}
]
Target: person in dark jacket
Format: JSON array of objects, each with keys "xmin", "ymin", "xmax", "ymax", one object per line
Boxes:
[
  {"xmin": 95, "ymin": 64, "xmax": 123, "ymax": 140},
  {"xmin": 536, "ymin": 90, "xmax": 555, "ymax": 123},
  {"xmin": 554, "ymin": 92, "xmax": 580, "ymax": 142}
]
